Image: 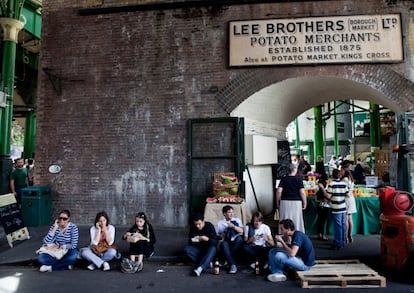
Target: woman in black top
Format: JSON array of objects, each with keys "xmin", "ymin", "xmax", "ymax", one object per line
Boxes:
[
  {"xmin": 122, "ymin": 212, "xmax": 156, "ymax": 272},
  {"xmin": 276, "ymin": 163, "xmax": 307, "ymax": 233}
]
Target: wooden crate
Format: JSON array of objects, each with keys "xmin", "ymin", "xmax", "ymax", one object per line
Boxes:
[{"xmin": 296, "ymin": 259, "xmax": 386, "ymax": 289}]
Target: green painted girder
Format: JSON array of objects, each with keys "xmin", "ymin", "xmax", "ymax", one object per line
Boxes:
[
  {"xmin": 21, "ymin": 6, "xmax": 41, "ymax": 39},
  {"xmin": 1, "ymin": 2, "xmax": 42, "ymax": 39}
]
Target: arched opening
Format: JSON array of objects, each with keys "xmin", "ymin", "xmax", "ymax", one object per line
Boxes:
[{"xmin": 217, "ymin": 68, "xmax": 414, "ymax": 216}]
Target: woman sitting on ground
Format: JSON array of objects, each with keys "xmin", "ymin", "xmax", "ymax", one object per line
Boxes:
[
  {"xmin": 81, "ymin": 211, "xmax": 119, "ymax": 271},
  {"xmin": 122, "ymin": 212, "xmax": 156, "ymax": 272},
  {"xmin": 38, "ymin": 209, "xmax": 79, "ymax": 272}
]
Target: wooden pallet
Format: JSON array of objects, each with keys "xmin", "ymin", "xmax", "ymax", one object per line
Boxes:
[{"xmin": 296, "ymin": 259, "xmax": 386, "ymax": 289}]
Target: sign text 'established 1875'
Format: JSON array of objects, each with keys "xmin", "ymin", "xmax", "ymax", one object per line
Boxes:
[{"xmin": 229, "ymin": 14, "xmax": 403, "ymax": 67}]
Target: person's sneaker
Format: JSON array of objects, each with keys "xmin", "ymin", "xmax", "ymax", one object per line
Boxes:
[
  {"xmin": 39, "ymin": 265, "xmax": 52, "ymax": 273},
  {"xmin": 102, "ymin": 262, "xmax": 110, "ymax": 271},
  {"xmin": 137, "ymin": 262, "xmax": 143, "ymax": 272},
  {"xmin": 87, "ymin": 264, "xmax": 96, "ymax": 271},
  {"xmin": 193, "ymin": 266, "xmax": 202, "ymax": 277},
  {"xmin": 67, "ymin": 265, "xmax": 74, "ymax": 270},
  {"xmin": 249, "ymin": 263, "xmax": 255, "ymax": 270},
  {"xmin": 267, "ymin": 273, "xmax": 287, "ymax": 282},
  {"xmin": 229, "ymin": 264, "xmax": 237, "ymax": 274}
]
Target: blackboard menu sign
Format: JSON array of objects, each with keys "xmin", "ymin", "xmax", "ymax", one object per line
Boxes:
[
  {"xmin": 0, "ymin": 193, "xmax": 30, "ymax": 247},
  {"xmin": 275, "ymin": 140, "xmax": 292, "ymax": 179}
]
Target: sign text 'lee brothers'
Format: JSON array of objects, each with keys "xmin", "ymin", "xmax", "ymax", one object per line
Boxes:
[{"xmin": 229, "ymin": 14, "xmax": 403, "ymax": 67}]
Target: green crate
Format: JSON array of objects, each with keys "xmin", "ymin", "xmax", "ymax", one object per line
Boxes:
[{"xmin": 21, "ymin": 186, "xmax": 52, "ymax": 227}]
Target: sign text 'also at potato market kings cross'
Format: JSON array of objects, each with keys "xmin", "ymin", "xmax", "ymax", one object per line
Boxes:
[{"xmin": 229, "ymin": 14, "xmax": 403, "ymax": 67}]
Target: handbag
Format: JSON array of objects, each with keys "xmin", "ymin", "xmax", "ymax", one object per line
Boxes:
[
  {"xmin": 36, "ymin": 245, "xmax": 68, "ymax": 260},
  {"xmin": 92, "ymin": 240, "xmax": 118, "ymax": 254}
]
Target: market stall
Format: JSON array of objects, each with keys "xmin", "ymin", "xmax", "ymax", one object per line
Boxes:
[
  {"xmin": 203, "ymin": 172, "xmax": 251, "ymax": 227},
  {"xmin": 303, "ymin": 185, "xmax": 381, "ymax": 236}
]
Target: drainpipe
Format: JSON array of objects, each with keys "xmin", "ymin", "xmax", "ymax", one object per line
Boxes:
[
  {"xmin": 0, "ymin": 14, "xmax": 25, "ymax": 193},
  {"xmin": 24, "ymin": 110, "xmax": 36, "ymax": 159}
]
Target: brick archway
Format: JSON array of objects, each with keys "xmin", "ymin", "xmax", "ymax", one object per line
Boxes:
[{"xmin": 216, "ymin": 64, "xmax": 414, "ymax": 127}]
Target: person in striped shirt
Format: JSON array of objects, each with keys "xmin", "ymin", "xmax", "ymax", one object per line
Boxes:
[
  {"xmin": 319, "ymin": 168, "xmax": 349, "ymax": 250},
  {"xmin": 38, "ymin": 209, "xmax": 79, "ymax": 272}
]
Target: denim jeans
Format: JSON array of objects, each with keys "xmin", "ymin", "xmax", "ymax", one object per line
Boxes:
[
  {"xmin": 184, "ymin": 245, "xmax": 217, "ymax": 270},
  {"xmin": 220, "ymin": 236, "xmax": 243, "ymax": 266},
  {"xmin": 242, "ymin": 244, "xmax": 270, "ymax": 267},
  {"xmin": 331, "ymin": 212, "xmax": 347, "ymax": 248},
  {"xmin": 268, "ymin": 248, "xmax": 310, "ymax": 275},
  {"xmin": 38, "ymin": 248, "xmax": 78, "ymax": 271},
  {"xmin": 80, "ymin": 247, "xmax": 118, "ymax": 268}
]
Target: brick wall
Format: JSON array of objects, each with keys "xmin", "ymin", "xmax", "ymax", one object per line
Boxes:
[{"xmin": 37, "ymin": 0, "xmax": 414, "ymax": 227}]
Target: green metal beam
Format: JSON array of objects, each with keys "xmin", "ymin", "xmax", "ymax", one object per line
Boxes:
[
  {"xmin": 21, "ymin": 6, "xmax": 42, "ymax": 39},
  {"xmin": 313, "ymin": 106, "xmax": 324, "ymax": 160}
]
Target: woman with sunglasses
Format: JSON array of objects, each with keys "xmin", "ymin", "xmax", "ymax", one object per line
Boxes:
[
  {"xmin": 38, "ymin": 209, "xmax": 79, "ymax": 272},
  {"xmin": 122, "ymin": 212, "xmax": 156, "ymax": 272}
]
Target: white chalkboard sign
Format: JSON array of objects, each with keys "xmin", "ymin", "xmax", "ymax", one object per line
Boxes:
[{"xmin": 0, "ymin": 193, "xmax": 30, "ymax": 247}]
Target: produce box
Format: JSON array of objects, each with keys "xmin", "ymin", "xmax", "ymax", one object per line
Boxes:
[{"xmin": 213, "ymin": 172, "xmax": 239, "ymax": 197}]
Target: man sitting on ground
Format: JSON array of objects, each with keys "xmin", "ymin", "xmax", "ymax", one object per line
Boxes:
[{"xmin": 267, "ymin": 218, "xmax": 315, "ymax": 282}]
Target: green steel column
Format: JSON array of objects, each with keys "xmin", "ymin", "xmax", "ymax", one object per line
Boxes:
[
  {"xmin": 313, "ymin": 106, "xmax": 324, "ymax": 160},
  {"xmin": 333, "ymin": 101, "xmax": 339, "ymax": 156},
  {"xmin": 0, "ymin": 3, "xmax": 25, "ymax": 193},
  {"xmin": 295, "ymin": 117, "xmax": 300, "ymax": 153},
  {"xmin": 23, "ymin": 110, "xmax": 36, "ymax": 159},
  {"xmin": 369, "ymin": 103, "xmax": 381, "ymax": 174}
]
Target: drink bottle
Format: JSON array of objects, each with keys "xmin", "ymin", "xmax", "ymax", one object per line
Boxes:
[
  {"xmin": 214, "ymin": 259, "xmax": 220, "ymax": 275},
  {"xmin": 255, "ymin": 259, "xmax": 259, "ymax": 275}
]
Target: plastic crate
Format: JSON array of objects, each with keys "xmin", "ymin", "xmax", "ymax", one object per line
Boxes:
[{"xmin": 21, "ymin": 186, "xmax": 52, "ymax": 227}]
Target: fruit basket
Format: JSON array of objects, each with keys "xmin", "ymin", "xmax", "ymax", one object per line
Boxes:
[{"xmin": 213, "ymin": 173, "xmax": 239, "ymax": 197}]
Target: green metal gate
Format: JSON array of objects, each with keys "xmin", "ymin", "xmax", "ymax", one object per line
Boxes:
[{"xmin": 187, "ymin": 117, "xmax": 245, "ymax": 215}]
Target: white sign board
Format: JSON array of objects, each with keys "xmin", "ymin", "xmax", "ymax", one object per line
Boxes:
[
  {"xmin": 365, "ymin": 176, "xmax": 379, "ymax": 187},
  {"xmin": 229, "ymin": 14, "xmax": 403, "ymax": 66}
]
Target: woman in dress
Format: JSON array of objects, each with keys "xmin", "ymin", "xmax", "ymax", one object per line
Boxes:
[
  {"xmin": 80, "ymin": 211, "xmax": 119, "ymax": 271},
  {"xmin": 343, "ymin": 169, "xmax": 357, "ymax": 243},
  {"xmin": 276, "ymin": 163, "xmax": 307, "ymax": 233},
  {"xmin": 38, "ymin": 209, "xmax": 79, "ymax": 272},
  {"xmin": 122, "ymin": 212, "xmax": 156, "ymax": 272}
]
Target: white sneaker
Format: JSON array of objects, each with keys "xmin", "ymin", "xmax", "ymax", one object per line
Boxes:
[
  {"xmin": 267, "ymin": 273, "xmax": 287, "ymax": 282},
  {"xmin": 39, "ymin": 265, "xmax": 52, "ymax": 273},
  {"xmin": 229, "ymin": 264, "xmax": 237, "ymax": 274},
  {"xmin": 87, "ymin": 264, "xmax": 96, "ymax": 271},
  {"xmin": 193, "ymin": 266, "xmax": 202, "ymax": 277},
  {"xmin": 102, "ymin": 262, "xmax": 110, "ymax": 271}
]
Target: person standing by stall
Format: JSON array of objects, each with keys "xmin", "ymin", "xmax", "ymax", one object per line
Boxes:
[
  {"xmin": 10, "ymin": 157, "xmax": 28, "ymax": 204},
  {"xmin": 276, "ymin": 163, "xmax": 307, "ymax": 233},
  {"xmin": 319, "ymin": 169, "xmax": 349, "ymax": 250},
  {"xmin": 342, "ymin": 169, "xmax": 357, "ymax": 243}
]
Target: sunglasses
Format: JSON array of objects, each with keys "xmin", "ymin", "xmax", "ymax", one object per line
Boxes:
[{"xmin": 59, "ymin": 217, "xmax": 69, "ymax": 221}]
